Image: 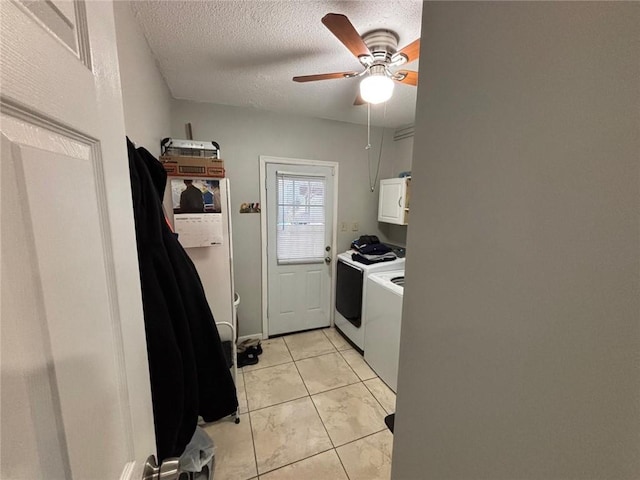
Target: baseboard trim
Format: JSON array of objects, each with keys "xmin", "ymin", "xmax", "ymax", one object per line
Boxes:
[{"xmin": 238, "ymin": 333, "xmax": 263, "ymax": 343}]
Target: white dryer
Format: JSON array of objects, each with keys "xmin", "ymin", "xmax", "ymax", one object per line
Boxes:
[
  {"xmin": 364, "ymin": 270, "xmax": 405, "ymax": 392},
  {"xmin": 334, "ymin": 251, "xmax": 405, "ymax": 351}
]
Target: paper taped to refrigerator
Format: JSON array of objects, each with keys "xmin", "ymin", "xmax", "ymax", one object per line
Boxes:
[{"xmin": 174, "ymin": 213, "xmax": 223, "ymax": 248}]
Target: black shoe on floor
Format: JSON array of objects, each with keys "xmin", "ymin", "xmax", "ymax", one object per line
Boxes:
[
  {"xmin": 246, "ymin": 344, "xmax": 263, "ymax": 356},
  {"xmin": 237, "ymin": 350, "xmax": 259, "ymax": 367},
  {"xmin": 239, "ymin": 339, "xmax": 263, "ymax": 356}
]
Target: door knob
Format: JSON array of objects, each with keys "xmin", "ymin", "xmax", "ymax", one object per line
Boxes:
[
  {"xmin": 158, "ymin": 458, "xmax": 182, "ymax": 480},
  {"xmin": 325, "ymin": 256, "xmax": 331, "ymax": 264},
  {"xmin": 143, "ymin": 456, "xmax": 159, "ymax": 480},
  {"xmin": 142, "ymin": 455, "xmax": 188, "ymax": 480}
]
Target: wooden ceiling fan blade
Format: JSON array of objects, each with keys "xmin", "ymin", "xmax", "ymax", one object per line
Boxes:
[
  {"xmin": 395, "ymin": 70, "xmax": 418, "ymax": 86},
  {"xmin": 293, "ymin": 72, "xmax": 358, "ymax": 82},
  {"xmin": 322, "ymin": 13, "xmax": 371, "ymax": 59},
  {"xmin": 394, "ymin": 38, "xmax": 420, "ymax": 64}
]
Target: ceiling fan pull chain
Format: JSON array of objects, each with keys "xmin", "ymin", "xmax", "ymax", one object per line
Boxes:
[
  {"xmin": 367, "ymin": 102, "xmax": 386, "ymax": 192},
  {"xmin": 370, "ymin": 128, "xmax": 384, "ymax": 193},
  {"xmin": 366, "ymin": 102, "xmax": 372, "ymax": 150},
  {"xmin": 367, "ymin": 102, "xmax": 373, "ymax": 191}
]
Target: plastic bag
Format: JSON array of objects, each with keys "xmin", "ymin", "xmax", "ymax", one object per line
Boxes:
[{"xmin": 179, "ymin": 427, "xmax": 215, "ymax": 474}]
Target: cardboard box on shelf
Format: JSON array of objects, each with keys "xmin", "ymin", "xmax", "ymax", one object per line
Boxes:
[{"xmin": 160, "ymin": 155, "xmax": 225, "ymax": 178}]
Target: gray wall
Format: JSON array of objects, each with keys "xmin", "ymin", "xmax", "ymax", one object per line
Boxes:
[
  {"xmin": 171, "ymin": 100, "xmax": 407, "ymax": 336},
  {"xmin": 113, "ymin": 1, "xmax": 172, "ymax": 156},
  {"xmin": 112, "ymin": 0, "xmax": 413, "ymax": 337},
  {"xmin": 378, "ymin": 135, "xmax": 413, "ymax": 246},
  {"xmin": 393, "ymin": 2, "xmax": 639, "ymax": 479}
]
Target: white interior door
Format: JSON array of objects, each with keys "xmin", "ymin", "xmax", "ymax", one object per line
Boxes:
[
  {"xmin": 266, "ymin": 162, "xmax": 335, "ymax": 336},
  {"xmin": 1, "ymin": 2, "xmax": 156, "ymax": 479}
]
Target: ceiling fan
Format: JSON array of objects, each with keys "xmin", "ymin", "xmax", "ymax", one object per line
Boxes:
[{"xmin": 293, "ymin": 13, "xmax": 420, "ymax": 105}]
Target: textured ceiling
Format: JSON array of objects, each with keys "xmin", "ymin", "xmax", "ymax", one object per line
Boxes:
[{"xmin": 130, "ymin": 1, "xmax": 423, "ymax": 128}]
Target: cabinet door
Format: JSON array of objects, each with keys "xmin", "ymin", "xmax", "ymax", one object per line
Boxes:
[{"xmin": 378, "ymin": 178, "xmax": 408, "ymax": 224}]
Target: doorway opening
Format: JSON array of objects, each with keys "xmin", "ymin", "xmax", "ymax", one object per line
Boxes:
[{"xmin": 259, "ymin": 156, "xmax": 339, "ymax": 338}]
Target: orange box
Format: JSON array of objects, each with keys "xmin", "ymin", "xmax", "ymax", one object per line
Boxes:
[{"xmin": 160, "ymin": 155, "xmax": 225, "ymax": 178}]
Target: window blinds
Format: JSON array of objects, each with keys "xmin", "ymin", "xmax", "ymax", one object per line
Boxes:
[{"xmin": 276, "ymin": 172, "xmax": 326, "ymax": 264}]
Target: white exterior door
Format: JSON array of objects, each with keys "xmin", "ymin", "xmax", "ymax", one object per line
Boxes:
[
  {"xmin": 265, "ymin": 162, "xmax": 335, "ymax": 336},
  {"xmin": 1, "ymin": 2, "xmax": 156, "ymax": 480}
]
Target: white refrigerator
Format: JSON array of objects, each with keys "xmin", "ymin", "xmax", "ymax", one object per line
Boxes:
[{"xmin": 163, "ymin": 177, "xmax": 236, "ymax": 344}]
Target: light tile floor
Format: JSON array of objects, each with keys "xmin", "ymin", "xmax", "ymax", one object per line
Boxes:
[{"xmin": 203, "ymin": 328, "xmax": 396, "ymax": 480}]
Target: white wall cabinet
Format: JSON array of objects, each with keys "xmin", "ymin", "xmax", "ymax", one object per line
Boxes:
[{"xmin": 378, "ymin": 177, "xmax": 411, "ymax": 225}]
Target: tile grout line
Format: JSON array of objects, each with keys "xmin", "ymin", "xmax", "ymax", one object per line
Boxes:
[
  {"xmin": 322, "ymin": 329, "xmax": 358, "ymax": 354},
  {"xmin": 246, "ymin": 376, "xmax": 369, "ymax": 414},
  {"xmin": 247, "ymin": 393, "xmax": 310, "ymax": 414},
  {"xmin": 334, "ymin": 422, "xmax": 390, "ymax": 478},
  {"xmin": 318, "ymin": 329, "xmax": 356, "ymax": 480},
  {"xmin": 257, "ymin": 446, "xmax": 336, "ymax": 478},
  {"xmin": 244, "ymin": 350, "xmax": 360, "ymax": 413},
  {"xmin": 240, "ymin": 337, "xmax": 294, "ymax": 373},
  {"xmin": 324, "ymin": 369, "xmax": 390, "ymax": 475},
  {"xmin": 284, "ymin": 332, "xmax": 385, "ymax": 424},
  {"xmin": 291, "ymin": 347, "xmax": 339, "ymax": 362},
  {"xmin": 285, "ymin": 334, "xmax": 354, "ymax": 480},
  {"xmin": 335, "ymin": 425, "xmax": 389, "ymax": 449},
  {"xmin": 249, "ymin": 333, "xmax": 348, "ymax": 478},
  {"xmin": 306, "ymin": 377, "xmax": 362, "ymax": 397},
  {"xmin": 340, "ymin": 426, "xmax": 394, "ymax": 480},
  {"xmin": 242, "ymin": 331, "xmax": 387, "ymax": 479},
  {"xmin": 284, "ymin": 329, "xmax": 341, "ymax": 361},
  {"xmin": 243, "ymin": 340, "xmax": 307, "ymax": 413},
  {"xmin": 333, "ymin": 345, "xmax": 390, "ymax": 414},
  {"xmin": 321, "ymin": 348, "xmax": 390, "ymax": 451},
  {"xmin": 336, "ymin": 347, "xmax": 373, "ymax": 382},
  {"xmin": 362, "ymin": 378, "xmax": 394, "ymax": 416},
  {"xmin": 241, "ymin": 345, "xmax": 352, "ymax": 376},
  {"xmin": 283, "ymin": 334, "xmax": 339, "ymax": 449},
  {"xmin": 321, "ymin": 327, "xmax": 346, "ymax": 351},
  {"xmin": 317, "ymin": 380, "xmax": 389, "ymax": 451},
  {"xmin": 293, "ymin": 350, "xmax": 361, "ymax": 396},
  {"xmin": 245, "ymin": 335, "xmax": 387, "ymax": 416},
  {"xmin": 226, "ymin": 402, "xmax": 387, "ymax": 479},
  {"xmin": 293, "ymin": 366, "xmax": 337, "ymax": 450},
  {"xmin": 243, "ymin": 368, "xmax": 260, "ymax": 480},
  {"xmin": 334, "ymin": 450, "xmax": 352, "ymax": 480},
  {"xmin": 241, "ymin": 343, "xmax": 345, "ymax": 374}
]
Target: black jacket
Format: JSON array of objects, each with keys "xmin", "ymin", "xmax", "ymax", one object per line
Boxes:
[{"xmin": 128, "ymin": 139, "xmax": 237, "ymax": 461}]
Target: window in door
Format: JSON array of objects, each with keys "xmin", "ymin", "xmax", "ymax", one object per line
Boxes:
[{"xmin": 276, "ymin": 173, "xmax": 326, "ymax": 264}]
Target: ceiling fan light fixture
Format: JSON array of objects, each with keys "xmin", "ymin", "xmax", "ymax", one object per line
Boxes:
[{"xmin": 360, "ymin": 73, "xmax": 394, "ymax": 104}]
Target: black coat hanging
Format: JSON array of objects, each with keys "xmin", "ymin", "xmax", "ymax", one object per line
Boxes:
[{"xmin": 127, "ymin": 139, "xmax": 237, "ymax": 461}]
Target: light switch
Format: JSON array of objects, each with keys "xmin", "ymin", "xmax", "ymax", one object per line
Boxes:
[
  {"xmin": 341, "ymin": 222, "xmax": 348, "ymax": 232},
  {"xmin": 352, "ymin": 222, "xmax": 359, "ymax": 231}
]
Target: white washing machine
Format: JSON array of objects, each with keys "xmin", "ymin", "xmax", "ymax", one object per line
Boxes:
[
  {"xmin": 334, "ymin": 251, "xmax": 405, "ymax": 351},
  {"xmin": 364, "ymin": 270, "xmax": 405, "ymax": 392}
]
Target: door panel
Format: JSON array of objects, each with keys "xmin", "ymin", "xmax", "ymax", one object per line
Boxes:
[
  {"xmin": 21, "ymin": 0, "xmax": 89, "ymax": 55},
  {"xmin": 306, "ymin": 270, "xmax": 322, "ymax": 310},
  {"xmin": 1, "ymin": 1, "xmax": 155, "ymax": 479},
  {"xmin": 18, "ymin": 141, "xmax": 120, "ymax": 477},
  {"xmin": 279, "ymin": 273, "xmax": 296, "ymax": 314},
  {"xmin": 266, "ymin": 163, "xmax": 334, "ymax": 336}
]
